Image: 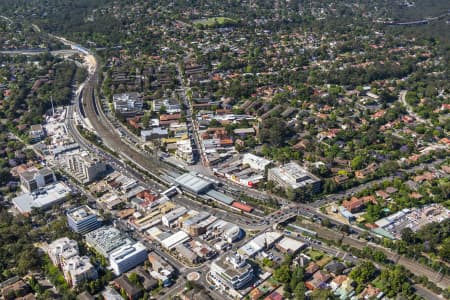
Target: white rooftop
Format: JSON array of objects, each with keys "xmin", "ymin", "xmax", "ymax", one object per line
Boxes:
[
  {"xmin": 67, "ymin": 205, "xmax": 95, "ymax": 222},
  {"xmin": 12, "ymin": 182, "xmax": 71, "ymax": 213},
  {"xmin": 161, "ymin": 231, "xmax": 190, "ymax": 250},
  {"xmin": 242, "ymin": 153, "xmax": 272, "ymax": 171},
  {"xmin": 277, "ymin": 237, "xmax": 306, "ymax": 253},
  {"xmin": 109, "ymin": 242, "xmax": 146, "ymax": 263},
  {"xmin": 238, "ymin": 231, "xmax": 282, "ymax": 257}
]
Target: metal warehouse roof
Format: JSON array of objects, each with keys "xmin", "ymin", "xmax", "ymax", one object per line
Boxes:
[
  {"xmin": 174, "ymin": 173, "xmax": 212, "ymax": 194},
  {"xmin": 161, "ymin": 231, "xmax": 190, "ymax": 250},
  {"xmin": 205, "ymin": 189, "xmax": 234, "ymax": 205}
]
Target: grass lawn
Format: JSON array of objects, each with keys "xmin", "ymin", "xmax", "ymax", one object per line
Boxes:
[
  {"xmin": 371, "ymin": 278, "xmax": 383, "ymax": 289},
  {"xmin": 193, "ymin": 17, "xmax": 236, "ymax": 27},
  {"xmin": 307, "ymin": 249, "xmax": 324, "ymax": 261},
  {"xmin": 316, "ymin": 255, "xmax": 333, "ymax": 267}
]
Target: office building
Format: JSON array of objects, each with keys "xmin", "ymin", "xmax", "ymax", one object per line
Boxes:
[
  {"xmin": 85, "ymin": 226, "xmax": 131, "ymax": 257},
  {"xmin": 12, "ymin": 182, "xmax": 71, "ymax": 214},
  {"xmin": 109, "ymin": 242, "xmax": 148, "ymax": 275},
  {"xmin": 66, "ymin": 151, "xmax": 106, "ymax": 183},
  {"xmin": 19, "ymin": 167, "xmax": 56, "ymax": 193},
  {"xmin": 268, "ymin": 162, "xmax": 321, "ymax": 193},
  {"xmin": 67, "ymin": 205, "xmax": 101, "ymax": 234},
  {"xmin": 210, "ymin": 253, "xmax": 253, "ymax": 290}
]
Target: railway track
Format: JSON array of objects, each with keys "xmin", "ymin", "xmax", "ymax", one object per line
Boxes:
[{"xmin": 81, "ymin": 76, "xmax": 180, "ymax": 180}]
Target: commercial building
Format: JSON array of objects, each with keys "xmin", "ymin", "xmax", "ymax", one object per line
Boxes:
[
  {"xmin": 238, "ymin": 232, "xmax": 283, "ymax": 257},
  {"xmin": 161, "ymin": 206, "xmax": 187, "ymax": 227},
  {"xmin": 161, "ymin": 231, "xmax": 190, "ymax": 250},
  {"xmin": 85, "ymin": 226, "xmax": 131, "ymax": 257},
  {"xmin": 209, "ymin": 220, "xmax": 243, "ymax": 243},
  {"xmin": 190, "ymin": 240, "xmax": 215, "ymax": 261},
  {"xmin": 146, "ymin": 227, "xmax": 170, "ymax": 243},
  {"xmin": 175, "ymin": 244, "xmax": 199, "ymax": 264},
  {"xmin": 174, "ymin": 173, "xmax": 213, "ymax": 194},
  {"xmin": 210, "ymin": 253, "xmax": 254, "ymax": 290},
  {"xmin": 19, "ymin": 167, "xmax": 56, "ymax": 193},
  {"xmin": 66, "ymin": 205, "xmax": 101, "ymax": 234},
  {"xmin": 190, "ymin": 215, "xmax": 218, "ymax": 237},
  {"xmin": 223, "ymin": 224, "xmax": 243, "ymax": 243},
  {"xmin": 268, "ymin": 162, "xmax": 321, "ymax": 193},
  {"xmin": 12, "ymin": 182, "xmax": 71, "ymax": 214},
  {"xmin": 276, "ymin": 237, "xmax": 306, "ymax": 254},
  {"xmin": 109, "ymin": 242, "xmax": 148, "ymax": 275},
  {"xmin": 148, "ymin": 252, "xmax": 175, "ymax": 277},
  {"xmin": 65, "ymin": 151, "xmax": 106, "ymax": 183},
  {"xmin": 63, "ymin": 256, "xmax": 97, "ymax": 287},
  {"xmin": 113, "ymin": 92, "xmax": 143, "ymax": 116},
  {"xmin": 47, "ymin": 237, "xmax": 79, "ymax": 267},
  {"xmin": 373, "ymin": 204, "xmax": 449, "ymax": 239},
  {"xmin": 242, "ymin": 153, "xmax": 272, "ymax": 171},
  {"xmin": 213, "ymin": 154, "xmax": 271, "ymax": 188},
  {"xmin": 181, "ymin": 211, "xmax": 210, "ymax": 236}
]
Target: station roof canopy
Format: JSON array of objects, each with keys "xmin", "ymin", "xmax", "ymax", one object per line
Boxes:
[{"xmin": 174, "ymin": 172, "xmax": 213, "ymax": 194}]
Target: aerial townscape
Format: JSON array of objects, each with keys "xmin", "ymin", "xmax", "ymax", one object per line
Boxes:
[{"xmin": 0, "ymin": 0, "xmax": 449, "ymax": 299}]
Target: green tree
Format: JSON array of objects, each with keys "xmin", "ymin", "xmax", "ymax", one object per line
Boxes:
[
  {"xmin": 128, "ymin": 272, "xmax": 141, "ymax": 287},
  {"xmin": 349, "ymin": 262, "xmax": 377, "ymax": 292},
  {"xmin": 401, "ymin": 228, "xmax": 416, "ymax": 244},
  {"xmin": 373, "ymin": 251, "xmax": 387, "ymax": 263},
  {"xmin": 351, "ymin": 155, "xmax": 364, "ymax": 170},
  {"xmin": 273, "ymin": 265, "xmax": 291, "ymax": 283}
]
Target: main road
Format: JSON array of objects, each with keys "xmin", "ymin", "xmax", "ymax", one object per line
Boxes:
[{"xmin": 60, "ymin": 36, "xmax": 449, "ymax": 294}]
